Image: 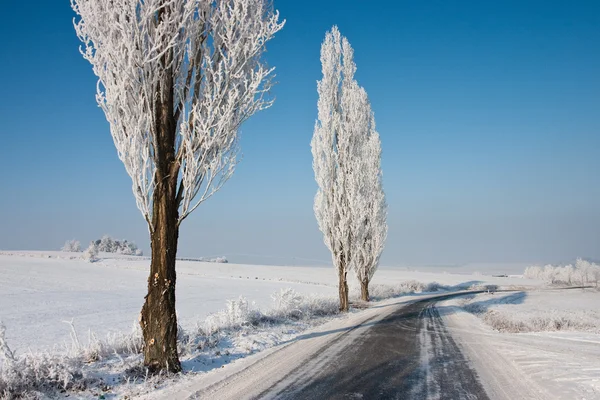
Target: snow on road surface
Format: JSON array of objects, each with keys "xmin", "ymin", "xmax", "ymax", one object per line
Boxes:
[
  {"xmin": 159, "ymin": 290, "xmax": 600, "ymax": 400},
  {"xmin": 441, "ymin": 290, "xmax": 600, "ymax": 400},
  {"xmin": 150, "ymin": 293, "xmax": 491, "ymax": 400},
  {"xmin": 141, "ymin": 294, "xmax": 428, "ymax": 400}
]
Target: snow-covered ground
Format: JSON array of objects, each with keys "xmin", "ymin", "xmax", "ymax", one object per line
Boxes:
[
  {"xmin": 0, "ymin": 251, "xmax": 532, "ymax": 353},
  {"xmin": 0, "ymin": 252, "xmax": 338, "ymax": 352},
  {"xmin": 441, "ymin": 289, "xmax": 600, "ymax": 399},
  {"xmin": 0, "ymin": 251, "xmax": 543, "ymax": 399}
]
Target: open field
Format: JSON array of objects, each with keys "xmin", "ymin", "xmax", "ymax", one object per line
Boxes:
[{"xmin": 0, "ymin": 251, "xmax": 534, "ymax": 353}]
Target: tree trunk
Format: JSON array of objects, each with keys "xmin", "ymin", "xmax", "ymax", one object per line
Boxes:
[
  {"xmin": 338, "ymin": 269, "xmax": 349, "ymax": 312},
  {"xmin": 139, "ymin": 48, "xmax": 182, "ymax": 373},
  {"xmin": 139, "ymin": 182, "xmax": 181, "ymax": 373},
  {"xmin": 360, "ymin": 277, "xmax": 369, "ymax": 302}
]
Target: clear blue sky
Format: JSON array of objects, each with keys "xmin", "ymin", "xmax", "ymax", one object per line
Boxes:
[{"xmin": 0, "ymin": 0, "xmax": 598, "ymax": 266}]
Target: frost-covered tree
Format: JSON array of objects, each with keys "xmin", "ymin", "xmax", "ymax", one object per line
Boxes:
[
  {"xmin": 61, "ymin": 239, "xmax": 81, "ymax": 253},
  {"xmin": 575, "ymin": 258, "xmax": 592, "ymax": 287},
  {"xmin": 82, "ymin": 241, "xmax": 99, "ymax": 263},
  {"xmin": 96, "ymin": 235, "xmax": 116, "ymax": 253},
  {"xmin": 562, "ymin": 264, "xmax": 574, "ymax": 285},
  {"xmin": 312, "ymin": 27, "xmax": 385, "ymax": 309},
  {"xmin": 72, "ymin": 0, "xmax": 284, "ymax": 372},
  {"xmin": 591, "ymin": 263, "xmax": 600, "ymax": 287},
  {"xmin": 312, "ymin": 27, "xmax": 353, "ymax": 312},
  {"xmin": 523, "ymin": 265, "xmax": 543, "ymax": 280},
  {"xmin": 543, "ymin": 264, "xmax": 557, "ymax": 284},
  {"xmin": 94, "ymin": 235, "xmax": 142, "ymax": 255},
  {"xmin": 349, "ymin": 116, "xmax": 387, "ymax": 302}
]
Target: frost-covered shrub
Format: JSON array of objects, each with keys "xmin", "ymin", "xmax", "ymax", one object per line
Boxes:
[
  {"xmin": 200, "ymin": 290, "xmax": 339, "ymax": 339},
  {"xmin": 61, "ymin": 239, "xmax": 81, "ymax": 253},
  {"xmin": 203, "ymin": 296, "xmax": 262, "ymax": 335},
  {"xmin": 271, "ymin": 288, "xmax": 304, "ymax": 319},
  {"xmin": 93, "ymin": 235, "xmax": 142, "ymax": 256},
  {"xmin": 0, "ymin": 321, "xmax": 142, "ymax": 399},
  {"xmin": 81, "ymin": 242, "xmax": 99, "ymax": 263},
  {"xmin": 270, "ymin": 289, "xmax": 338, "ymax": 320}
]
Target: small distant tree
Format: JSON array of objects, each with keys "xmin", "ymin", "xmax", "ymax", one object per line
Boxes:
[
  {"xmin": 82, "ymin": 241, "xmax": 99, "ymax": 263},
  {"xmin": 591, "ymin": 263, "xmax": 600, "ymax": 288},
  {"xmin": 523, "ymin": 265, "xmax": 542, "ymax": 280},
  {"xmin": 96, "ymin": 235, "xmax": 114, "ymax": 253},
  {"xmin": 562, "ymin": 264, "xmax": 574, "ymax": 285},
  {"xmin": 72, "ymin": 0, "xmax": 284, "ymax": 372},
  {"xmin": 61, "ymin": 239, "xmax": 81, "ymax": 252},
  {"xmin": 94, "ymin": 235, "xmax": 142, "ymax": 255},
  {"xmin": 543, "ymin": 264, "xmax": 557, "ymax": 284},
  {"xmin": 575, "ymin": 258, "xmax": 592, "ymax": 287}
]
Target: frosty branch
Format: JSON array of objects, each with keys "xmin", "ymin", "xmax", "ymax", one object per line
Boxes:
[{"xmin": 72, "ymin": 0, "xmax": 285, "ymax": 230}]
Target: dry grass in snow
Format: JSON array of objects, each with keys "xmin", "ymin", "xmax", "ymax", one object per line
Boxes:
[{"xmin": 459, "ymin": 289, "xmax": 600, "ymax": 334}]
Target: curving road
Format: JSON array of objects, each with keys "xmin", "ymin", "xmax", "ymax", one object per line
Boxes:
[
  {"xmin": 262, "ymin": 294, "xmax": 489, "ymax": 400},
  {"xmin": 188, "ymin": 293, "xmax": 490, "ymax": 400}
]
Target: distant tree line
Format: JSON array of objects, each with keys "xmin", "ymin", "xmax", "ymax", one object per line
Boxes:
[{"xmin": 524, "ymin": 258, "xmax": 600, "ymax": 287}]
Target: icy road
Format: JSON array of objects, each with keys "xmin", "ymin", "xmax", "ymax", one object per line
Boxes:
[{"xmin": 179, "ymin": 293, "xmax": 490, "ymax": 400}]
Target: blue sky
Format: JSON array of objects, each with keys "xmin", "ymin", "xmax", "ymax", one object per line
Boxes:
[{"xmin": 0, "ymin": 0, "xmax": 598, "ymax": 266}]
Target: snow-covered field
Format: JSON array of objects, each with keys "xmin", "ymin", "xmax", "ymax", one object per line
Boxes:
[
  {"xmin": 0, "ymin": 251, "xmax": 532, "ymax": 354},
  {"xmin": 0, "ymin": 252, "xmax": 338, "ymax": 353},
  {"xmin": 442, "ymin": 289, "xmax": 600, "ymax": 399},
  {"xmin": 0, "ymin": 250, "xmax": 562, "ymax": 399}
]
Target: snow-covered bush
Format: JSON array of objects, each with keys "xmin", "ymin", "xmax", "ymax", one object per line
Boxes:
[
  {"xmin": 93, "ymin": 235, "xmax": 142, "ymax": 256},
  {"xmin": 201, "ymin": 291, "xmax": 339, "ymax": 338},
  {"xmin": 270, "ymin": 288, "xmax": 339, "ymax": 320},
  {"xmin": 61, "ymin": 239, "xmax": 81, "ymax": 253},
  {"xmin": 271, "ymin": 288, "xmax": 304, "ymax": 319},
  {"xmin": 203, "ymin": 297, "xmax": 262, "ymax": 335},
  {"xmin": 81, "ymin": 242, "xmax": 99, "ymax": 263},
  {"xmin": 0, "ymin": 320, "xmax": 142, "ymax": 399}
]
